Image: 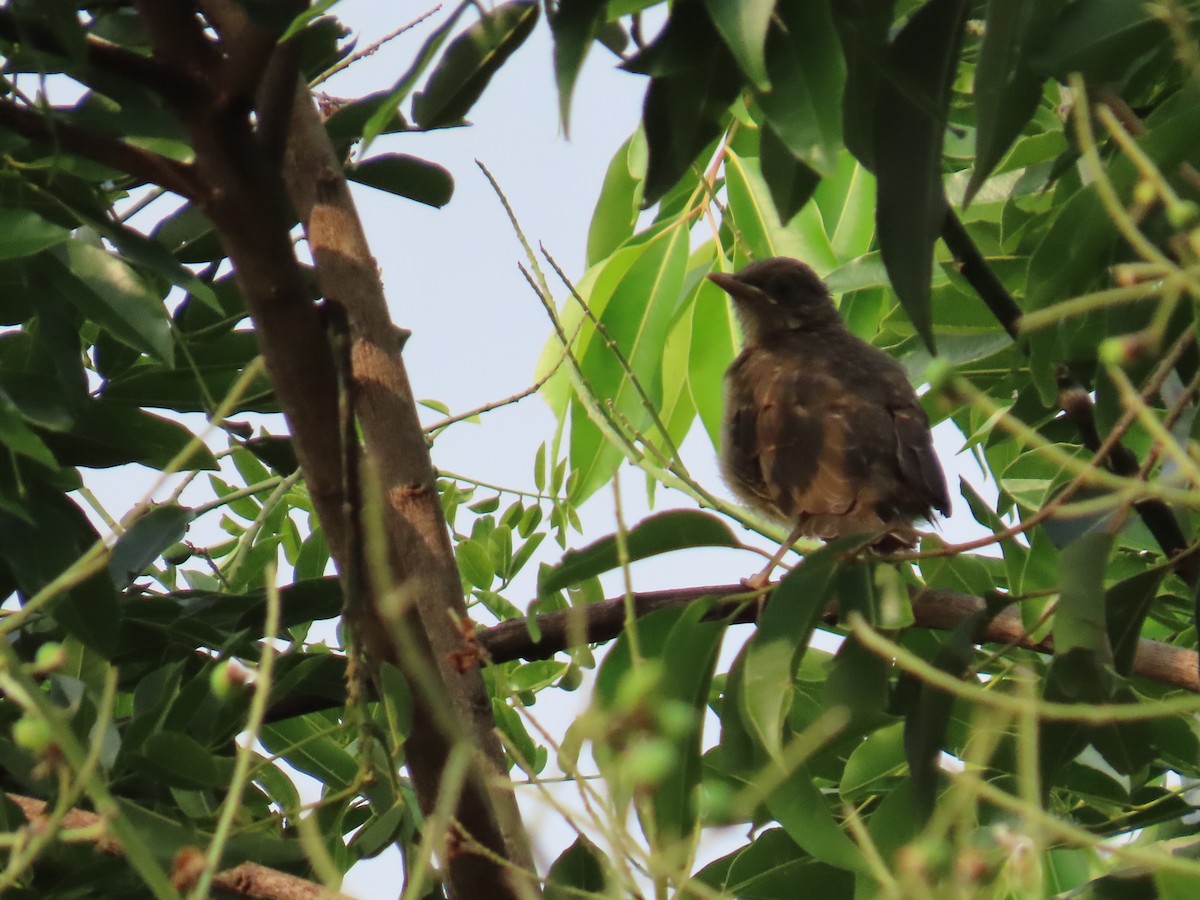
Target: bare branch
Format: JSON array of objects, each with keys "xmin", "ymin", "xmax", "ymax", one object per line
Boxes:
[{"xmin": 476, "ymin": 583, "xmax": 1200, "ymax": 693}]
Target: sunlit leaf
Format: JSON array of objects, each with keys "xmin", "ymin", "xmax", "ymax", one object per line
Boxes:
[{"xmin": 539, "ymin": 509, "xmax": 739, "ymax": 593}]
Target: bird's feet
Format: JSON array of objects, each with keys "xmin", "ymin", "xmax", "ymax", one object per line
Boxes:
[{"xmin": 740, "ymin": 570, "xmax": 772, "ymax": 592}]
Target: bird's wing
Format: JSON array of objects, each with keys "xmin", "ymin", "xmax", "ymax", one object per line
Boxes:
[
  {"xmin": 892, "ymin": 404, "xmax": 952, "ymax": 516},
  {"xmin": 754, "ymin": 369, "xmax": 859, "ymax": 519}
]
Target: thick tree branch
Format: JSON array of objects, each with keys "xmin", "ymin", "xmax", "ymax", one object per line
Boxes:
[
  {"xmin": 941, "ymin": 208, "xmax": 1022, "ymax": 340},
  {"xmin": 0, "ymin": 98, "xmax": 203, "ymax": 200},
  {"xmin": 186, "ymin": 4, "xmax": 539, "ymax": 897},
  {"xmin": 7, "ymin": 793, "xmax": 351, "ymax": 900},
  {"xmin": 476, "ymin": 583, "xmax": 1200, "ymax": 693}
]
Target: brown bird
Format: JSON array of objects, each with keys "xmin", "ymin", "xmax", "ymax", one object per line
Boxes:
[{"xmin": 707, "ymin": 257, "xmax": 951, "ymax": 573}]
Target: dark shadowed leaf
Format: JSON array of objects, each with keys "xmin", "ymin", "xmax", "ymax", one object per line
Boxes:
[
  {"xmin": 109, "ymin": 503, "xmax": 193, "ymax": 589},
  {"xmin": 739, "ymin": 540, "xmax": 853, "ymax": 759},
  {"xmin": 873, "ymin": 0, "xmax": 968, "ymax": 350},
  {"xmin": 623, "ymin": 2, "xmax": 743, "ymax": 205},
  {"xmin": 1027, "ymin": 0, "xmax": 1172, "ymax": 83},
  {"xmin": 703, "ymin": 0, "xmax": 774, "ymax": 90},
  {"xmin": 1055, "ymin": 531, "xmax": 1114, "ymax": 663},
  {"xmin": 755, "ymin": 0, "xmax": 844, "ymax": 177},
  {"xmin": 140, "ymin": 732, "xmax": 219, "ymax": 788},
  {"xmin": 539, "ymin": 509, "xmax": 739, "ymax": 593},
  {"xmin": 0, "ymin": 486, "xmax": 120, "ymax": 654},
  {"xmin": 39, "ymin": 400, "xmax": 218, "ymax": 471},
  {"xmin": 695, "ymin": 828, "xmax": 855, "ymax": 897},
  {"xmin": 360, "ymin": 0, "xmax": 472, "ymax": 149},
  {"xmin": 1105, "ymin": 568, "xmax": 1163, "ymax": 677},
  {"xmin": 545, "ymin": 836, "xmax": 615, "ymax": 899},
  {"xmin": 905, "ymin": 593, "xmax": 1010, "ymax": 822},
  {"xmin": 0, "ymin": 386, "xmax": 57, "ymax": 468},
  {"xmin": 759, "ymin": 125, "xmax": 821, "ymax": 224},
  {"xmin": 346, "ymin": 154, "xmax": 453, "ymax": 207},
  {"xmin": 550, "ymin": 0, "xmax": 608, "ymax": 134},
  {"xmin": 831, "ymin": 0, "xmax": 896, "ymax": 169},
  {"xmin": 48, "ymin": 240, "xmax": 173, "ymax": 364},
  {"xmin": 966, "ymin": 0, "xmax": 1064, "ymax": 205},
  {"xmin": 411, "ymin": 1, "xmax": 540, "ymax": 130}
]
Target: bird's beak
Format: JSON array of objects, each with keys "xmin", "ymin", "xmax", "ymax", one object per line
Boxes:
[{"xmin": 707, "ymin": 271, "xmax": 773, "ymax": 306}]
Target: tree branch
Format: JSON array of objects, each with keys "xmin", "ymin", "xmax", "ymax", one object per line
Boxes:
[
  {"xmin": 0, "ymin": 98, "xmax": 203, "ymax": 201},
  {"xmin": 476, "ymin": 583, "xmax": 1200, "ymax": 693},
  {"xmin": 940, "ymin": 208, "xmax": 1022, "ymax": 340},
  {"xmin": 0, "ymin": 8, "xmax": 197, "ymax": 100},
  {"xmin": 189, "ymin": 4, "xmax": 540, "ymax": 897}
]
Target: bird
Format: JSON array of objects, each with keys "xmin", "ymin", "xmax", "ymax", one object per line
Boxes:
[{"xmin": 707, "ymin": 257, "xmax": 951, "ymax": 579}]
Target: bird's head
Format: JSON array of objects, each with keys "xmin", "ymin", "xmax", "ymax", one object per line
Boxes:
[{"xmin": 708, "ymin": 257, "xmax": 843, "ymax": 343}]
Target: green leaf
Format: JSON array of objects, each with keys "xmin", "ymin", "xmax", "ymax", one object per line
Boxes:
[
  {"xmin": 412, "ymin": 1, "xmax": 540, "ymax": 130},
  {"xmin": 841, "ymin": 721, "xmax": 906, "ymax": 800},
  {"xmin": 831, "ymin": 0, "xmax": 895, "ymax": 170},
  {"xmin": 539, "ymin": 510, "xmax": 739, "ymax": 594},
  {"xmin": 688, "ymin": 272, "xmax": 737, "ymax": 446},
  {"xmin": 0, "ymin": 487, "xmax": 120, "ymax": 654},
  {"xmin": 723, "ymin": 150, "xmax": 837, "ymax": 269},
  {"xmin": 813, "ymin": 154, "xmax": 876, "ymax": 261},
  {"xmin": 649, "ymin": 601, "xmax": 727, "ymax": 847},
  {"xmin": 0, "ymin": 208, "xmax": 69, "ymax": 259},
  {"xmin": 261, "ymin": 717, "xmax": 358, "ymax": 790},
  {"xmin": 140, "ymin": 732, "xmax": 219, "ymax": 788},
  {"xmin": 754, "ymin": 0, "xmax": 844, "ymax": 177},
  {"xmin": 109, "ymin": 503, "xmax": 193, "ymax": 589},
  {"xmin": 1025, "ymin": 96, "xmax": 1200, "ymax": 399},
  {"xmin": 457, "ymin": 539, "xmax": 494, "ymax": 590},
  {"xmin": 966, "ymin": 0, "xmax": 1064, "ymax": 205},
  {"xmin": 0, "ymin": 386, "xmax": 57, "ymax": 467},
  {"xmin": 586, "ymin": 132, "xmax": 645, "ymax": 266},
  {"xmin": 40, "ymin": 400, "xmax": 218, "ymax": 471},
  {"xmin": 703, "ymin": 0, "xmax": 774, "ymax": 90},
  {"xmin": 278, "ymin": 0, "xmax": 338, "ymax": 41},
  {"xmin": 624, "ymin": 2, "xmax": 742, "ymax": 205},
  {"xmin": 695, "ymin": 828, "xmax": 855, "ymax": 897},
  {"xmin": 346, "ymin": 154, "xmax": 453, "ymax": 207},
  {"xmin": 1055, "ymin": 531, "xmax": 1114, "ymax": 664},
  {"xmin": 759, "ymin": 125, "xmax": 821, "ymax": 225},
  {"xmin": 872, "ymin": 0, "xmax": 968, "ymax": 351},
  {"xmin": 739, "ymin": 541, "xmax": 848, "ymax": 759},
  {"xmin": 658, "ymin": 283, "xmax": 698, "ymax": 453},
  {"xmin": 550, "ymin": 0, "xmax": 608, "ymax": 134},
  {"xmin": 569, "ymin": 225, "xmax": 689, "ymax": 502},
  {"xmin": 1027, "ymin": 0, "xmax": 1172, "ymax": 83},
  {"xmin": 85, "ymin": 213, "xmax": 220, "ymax": 312},
  {"xmin": 545, "ymin": 836, "xmax": 615, "ymax": 899},
  {"xmin": 360, "ymin": 1, "xmax": 472, "ymax": 150},
  {"xmin": 904, "ymin": 594, "xmax": 1009, "ymax": 822},
  {"xmin": 1106, "ymin": 568, "xmax": 1164, "ymax": 677},
  {"xmin": 49, "ymin": 240, "xmax": 173, "ymax": 364},
  {"xmin": 767, "ymin": 766, "xmax": 867, "ymax": 874}
]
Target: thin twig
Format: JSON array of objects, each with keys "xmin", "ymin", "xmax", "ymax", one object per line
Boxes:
[{"xmin": 311, "ymin": 6, "xmax": 442, "ymax": 86}]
